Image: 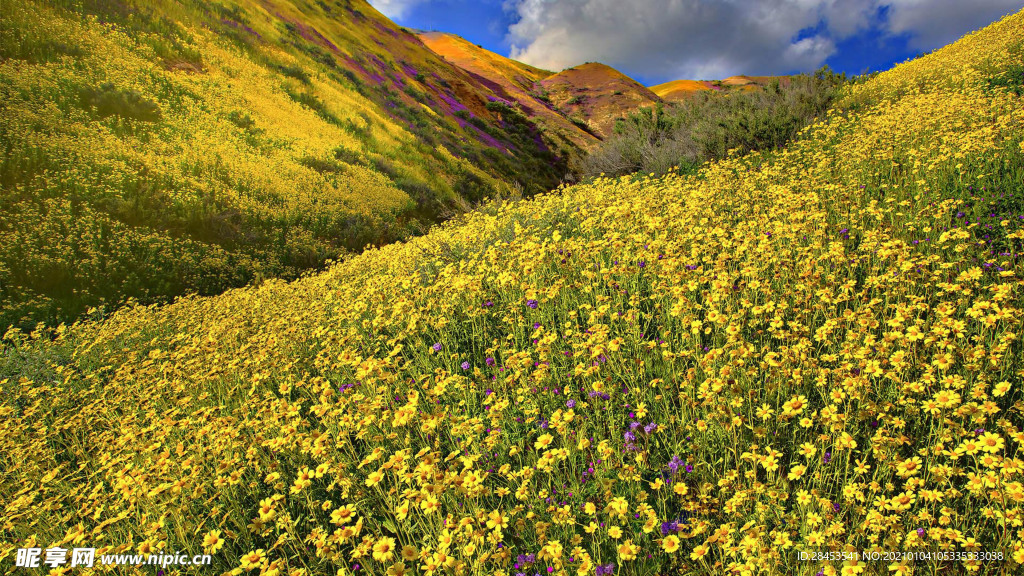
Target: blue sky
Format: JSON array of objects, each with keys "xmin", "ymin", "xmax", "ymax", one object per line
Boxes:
[{"xmin": 368, "ymin": 0, "xmax": 1023, "ymax": 86}]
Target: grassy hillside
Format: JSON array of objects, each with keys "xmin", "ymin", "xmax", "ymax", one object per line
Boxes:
[
  {"xmin": 3, "ymin": 8, "xmax": 1024, "ymax": 576},
  {"xmin": 0, "ymin": 0, "xmax": 576, "ymax": 332}
]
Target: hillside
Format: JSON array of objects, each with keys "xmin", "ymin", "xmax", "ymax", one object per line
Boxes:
[
  {"xmin": 417, "ymin": 31, "xmax": 554, "ymax": 89},
  {"xmin": 720, "ymin": 74, "xmax": 780, "ymax": 88},
  {"xmin": 4, "ymin": 7, "xmax": 1024, "ymax": 576},
  {"xmin": 418, "ymin": 31, "xmax": 600, "ymax": 151},
  {"xmin": 652, "ymin": 76, "xmax": 789, "ymax": 103},
  {"xmin": 538, "ymin": 62, "xmax": 663, "ymax": 139},
  {"xmin": 650, "ymin": 79, "xmax": 713, "ymax": 101},
  {"xmin": 0, "ymin": 0, "xmax": 577, "ymax": 331}
]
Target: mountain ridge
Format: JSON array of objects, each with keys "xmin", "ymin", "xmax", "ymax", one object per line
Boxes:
[{"xmin": 417, "ymin": 30, "xmax": 599, "ymax": 151}]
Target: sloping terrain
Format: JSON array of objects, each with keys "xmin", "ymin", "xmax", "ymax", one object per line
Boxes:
[
  {"xmin": 720, "ymin": 74, "xmax": 778, "ymax": 87},
  {"xmin": 419, "ymin": 31, "xmax": 600, "ymax": 151},
  {"xmin": 653, "ymin": 76, "xmax": 789, "ymax": 102},
  {"xmin": 417, "ymin": 31, "xmax": 554, "ymax": 89},
  {"xmin": 650, "ymin": 79, "xmax": 713, "ymax": 101},
  {"xmin": 538, "ymin": 62, "xmax": 663, "ymax": 139},
  {"xmin": 0, "ymin": 0, "xmax": 575, "ymax": 331},
  {"xmin": 3, "ymin": 8, "xmax": 1023, "ymax": 576}
]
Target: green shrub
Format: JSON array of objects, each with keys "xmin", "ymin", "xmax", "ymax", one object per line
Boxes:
[
  {"xmin": 578, "ymin": 67, "xmax": 847, "ymax": 178},
  {"xmin": 79, "ymin": 83, "xmax": 162, "ymax": 122},
  {"xmin": 988, "ymin": 64, "xmax": 1024, "ymax": 95},
  {"xmin": 298, "ymin": 155, "xmax": 348, "ymax": 174},
  {"xmin": 227, "ymin": 110, "xmax": 256, "ymax": 130},
  {"xmin": 275, "ymin": 64, "xmax": 311, "ymax": 84},
  {"xmin": 568, "ymin": 113, "xmax": 589, "ymax": 129},
  {"xmin": 283, "ymin": 88, "xmax": 344, "ymax": 126},
  {"xmin": 332, "ymin": 145, "xmax": 364, "ymax": 165}
]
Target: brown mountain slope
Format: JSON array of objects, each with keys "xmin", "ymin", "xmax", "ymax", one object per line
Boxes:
[
  {"xmin": 650, "ymin": 79, "xmax": 714, "ymax": 101},
  {"xmin": 418, "ymin": 31, "xmax": 600, "ymax": 151},
  {"xmin": 538, "ymin": 62, "xmax": 662, "ymax": 139},
  {"xmin": 418, "ymin": 31, "xmax": 553, "ymax": 88},
  {"xmin": 721, "ymin": 74, "xmax": 779, "ymax": 86},
  {"xmin": 653, "ymin": 75, "xmax": 791, "ymax": 102}
]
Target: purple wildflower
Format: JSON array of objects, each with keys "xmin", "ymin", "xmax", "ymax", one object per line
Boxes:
[
  {"xmin": 660, "ymin": 521, "xmax": 680, "ymax": 536},
  {"xmin": 667, "ymin": 455, "xmax": 684, "ymax": 474}
]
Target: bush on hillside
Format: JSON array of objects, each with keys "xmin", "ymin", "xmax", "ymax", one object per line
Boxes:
[
  {"xmin": 577, "ymin": 67, "xmax": 847, "ymax": 177},
  {"xmin": 79, "ymin": 83, "xmax": 162, "ymax": 122}
]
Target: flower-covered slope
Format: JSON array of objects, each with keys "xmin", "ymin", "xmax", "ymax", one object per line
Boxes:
[
  {"xmin": 0, "ymin": 0, "xmax": 575, "ymax": 331},
  {"xmin": 2, "ymin": 8, "xmax": 1024, "ymax": 576}
]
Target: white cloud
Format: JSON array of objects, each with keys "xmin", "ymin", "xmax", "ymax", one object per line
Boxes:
[
  {"xmin": 504, "ymin": 0, "xmax": 862, "ymax": 81},
  {"xmin": 367, "ymin": 0, "xmax": 429, "ymax": 19},
  {"xmin": 501, "ymin": 0, "xmax": 1024, "ymax": 81},
  {"xmin": 884, "ymin": 0, "xmax": 1023, "ymax": 49}
]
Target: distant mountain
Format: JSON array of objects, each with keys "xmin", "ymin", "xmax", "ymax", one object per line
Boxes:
[
  {"xmin": 650, "ymin": 79, "xmax": 714, "ymax": 101},
  {"xmin": 653, "ymin": 75, "xmax": 789, "ymax": 102},
  {"xmin": 418, "ymin": 31, "xmax": 599, "ymax": 151},
  {"xmin": 720, "ymin": 74, "xmax": 786, "ymax": 89},
  {"xmin": 537, "ymin": 62, "xmax": 663, "ymax": 139}
]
